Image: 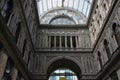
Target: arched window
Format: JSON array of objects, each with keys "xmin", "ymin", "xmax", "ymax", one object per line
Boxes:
[
  {"xmin": 103, "ymin": 3, "xmax": 107, "ymax": 11},
  {"xmin": 37, "ymin": 0, "xmax": 93, "ymax": 25},
  {"xmin": 47, "ymin": 59, "xmax": 81, "ymax": 79},
  {"xmin": 49, "ymin": 69, "xmax": 78, "ymax": 80},
  {"xmin": 112, "ymin": 23, "xmax": 119, "ymax": 35},
  {"xmin": 1, "ymin": 0, "xmax": 13, "ymax": 22},
  {"xmin": 112, "ymin": 23, "xmax": 120, "ymax": 45},
  {"xmin": 104, "ymin": 39, "xmax": 111, "ymax": 59},
  {"xmin": 50, "ymin": 15, "xmax": 75, "ymax": 25},
  {"xmin": 98, "ymin": 51, "xmax": 102, "ymax": 68}
]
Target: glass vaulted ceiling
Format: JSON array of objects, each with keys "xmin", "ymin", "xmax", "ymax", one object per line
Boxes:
[{"xmin": 37, "ymin": 0, "xmax": 93, "ymax": 25}]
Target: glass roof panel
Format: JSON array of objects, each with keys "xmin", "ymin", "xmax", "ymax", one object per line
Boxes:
[
  {"xmin": 36, "ymin": 0, "xmax": 93, "ymax": 25},
  {"xmin": 50, "ymin": 16, "xmax": 75, "ymax": 25}
]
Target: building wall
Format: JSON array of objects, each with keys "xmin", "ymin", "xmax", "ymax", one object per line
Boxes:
[
  {"xmin": 35, "ymin": 28, "xmax": 91, "ymax": 49},
  {"xmin": 0, "ymin": 44, "xmax": 25, "ymax": 80},
  {"xmin": 0, "ymin": 0, "xmax": 120, "ymax": 80},
  {"xmin": 32, "ymin": 53, "xmax": 96, "ymax": 79},
  {"xmin": 32, "ymin": 27, "xmax": 94, "ymax": 79},
  {"xmin": 0, "ymin": 0, "xmax": 39, "ymax": 79},
  {"xmin": 117, "ymin": 68, "xmax": 120, "ymax": 80},
  {"xmin": 89, "ymin": 0, "xmax": 114, "ymax": 45},
  {"xmin": 93, "ymin": 0, "xmax": 120, "ymax": 80}
]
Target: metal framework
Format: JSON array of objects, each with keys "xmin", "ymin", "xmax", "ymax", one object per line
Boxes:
[{"xmin": 37, "ymin": 0, "xmax": 93, "ymax": 25}]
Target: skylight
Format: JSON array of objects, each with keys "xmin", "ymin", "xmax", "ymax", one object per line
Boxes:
[{"xmin": 36, "ymin": 0, "xmax": 93, "ymax": 25}]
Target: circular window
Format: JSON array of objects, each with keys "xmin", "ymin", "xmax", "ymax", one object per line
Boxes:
[{"xmin": 49, "ymin": 68, "xmax": 78, "ymax": 80}]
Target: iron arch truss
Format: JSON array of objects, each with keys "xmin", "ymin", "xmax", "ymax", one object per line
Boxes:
[{"xmin": 36, "ymin": 0, "xmax": 93, "ymax": 25}]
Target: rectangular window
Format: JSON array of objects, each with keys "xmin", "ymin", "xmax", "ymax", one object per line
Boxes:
[
  {"xmin": 61, "ymin": 36, "xmax": 65, "ymax": 48},
  {"xmin": 67, "ymin": 36, "xmax": 70, "ymax": 48},
  {"xmin": 72, "ymin": 36, "xmax": 76, "ymax": 48},
  {"xmin": 49, "ymin": 36, "xmax": 78, "ymax": 48},
  {"xmin": 51, "ymin": 36, "xmax": 54, "ymax": 48},
  {"xmin": 56, "ymin": 36, "xmax": 60, "ymax": 48}
]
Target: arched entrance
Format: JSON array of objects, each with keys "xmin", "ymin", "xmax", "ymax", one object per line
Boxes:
[
  {"xmin": 47, "ymin": 59, "xmax": 81, "ymax": 80},
  {"xmin": 49, "ymin": 68, "xmax": 78, "ymax": 80}
]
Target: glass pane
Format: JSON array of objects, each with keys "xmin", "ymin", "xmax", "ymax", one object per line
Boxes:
[
  {"xmin": 36, "ymin": 0, "xmax": 93, "ymax": 25},
  {"xmin": 49, "ymin": 69, "xmax": 78, "ymax": 80},
  {"xmin": 58, "ymin": 0, "xmax": 62, "ymax": 7},
  {"xmin": 50, "ymin": 16, "xmax": 75, "ymax": 25},
  {"xmin": 48, "ymin": 0, "xmax": 52, "ymax": 9}
]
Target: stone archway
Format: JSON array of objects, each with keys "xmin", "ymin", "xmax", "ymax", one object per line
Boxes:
[{"xmin": 47, "ymin": 58, "xmax": 81, "ymax": 80}]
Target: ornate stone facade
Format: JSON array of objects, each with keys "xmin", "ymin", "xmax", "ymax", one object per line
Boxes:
[{"xmin": 0, "ymin": 0, "xmax": 120, "ymax": 80}]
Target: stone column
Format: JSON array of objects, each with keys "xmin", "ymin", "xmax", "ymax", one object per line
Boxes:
[
  {"xmin": 45, "ymin": 35, "xmax": 48, "ymax": 48},
  {"xmin": 48, "ymin": 36, "xmax": 51, "ymax": 48},
  {"xmin": 78, "ymin": 36, "xmax": 81, "ymax": 48},
  {"xmin": 11, "ymin": 67, "xmax": 18, "ymax": 80},
  {"xmin": 76, "ymin": 36, "xmax": 78, "ymax": 48},
  {"xmin": 65, "ymin": 36, "xmax": 67, "ymax": 48},
  {"xmin": 0, "ymin": 50, "xmax": 8, "ymax": 80},
  {"xmin": 70, "ymin": 36, "xmax": 73, "ymax": 48}
]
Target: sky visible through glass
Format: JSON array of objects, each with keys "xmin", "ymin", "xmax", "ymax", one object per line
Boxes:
[
  {"xmin": 37, "ymin": 0, "xmax": 92, "ymax": 16},
  {"xmin": 49, "ymin": 69, "xmax": 78, "ymax": 80},
  {"xmin": 36, "ymin": 0, "xmax": 93, "ymax": 24}
]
